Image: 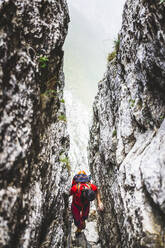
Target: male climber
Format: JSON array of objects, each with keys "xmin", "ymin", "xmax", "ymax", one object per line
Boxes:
[{"xmin": 70, "ymin": 170, "xmax": 104, "ymax": 235}]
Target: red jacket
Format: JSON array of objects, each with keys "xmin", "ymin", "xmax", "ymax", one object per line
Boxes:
[{"xmin": 70, "ymin": 183, "xmax": 97, "ymax": 208}]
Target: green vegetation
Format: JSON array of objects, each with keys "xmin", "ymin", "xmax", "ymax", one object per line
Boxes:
[
  {"xmin": 39, "ymin": 56, "xmax": 49, "ymax": 68},
  {"xmin": 60, "ymin": 157, "xmax": 68, "ymax": 163},
  {"xmin": 129, "ymin": 99, "xmax": 135, "ymax": 107},
  {"xmin": 107, "ymin": 51, "xmax": 116, "ymax": 62},
  {"xmin": 60, "ymin": 99, "xmax": 65, "ymax": 103},
  {"xmin": 159, "ymin": 0, "xmax": 165, "ymax": 4},
  {"xmin": 60, "ymin": 155, "xmax": 71, "ymax": 172},
  {"xmin": 107, "ymin": 35, "xmax": 120, "ymax": 62},
  {"xmin": 112, "ymin": 129, "xmax": 117, "ymax": 137},
  {"xmin": 160, "ymin": 115, "xmax": 164, "ymax": 120},
  {"xmin": 58, "ymin": 114, "xmax": 67, "ymax": 122}
]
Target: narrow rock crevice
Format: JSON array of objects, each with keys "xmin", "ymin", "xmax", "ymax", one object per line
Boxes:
[{"xmin": 89, "ymin": 0, "xmax": 165, "ymax": 247}]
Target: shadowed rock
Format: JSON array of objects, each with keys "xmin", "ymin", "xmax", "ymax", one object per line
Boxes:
[{"xmin": 0, "ymin": 0, "xmax": 70, "ymax": 247}]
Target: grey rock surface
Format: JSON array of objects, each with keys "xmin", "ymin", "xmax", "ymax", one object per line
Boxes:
[
  {"xmin": 0, "ymin": 0, "xmax": 70, "ymax": 247},
  {"xmin": 89, "ymin": 0, "xmax": 165, "ymax": 247}
]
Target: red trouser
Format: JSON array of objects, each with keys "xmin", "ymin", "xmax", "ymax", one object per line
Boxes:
[{"xmin": 71, "ymin": 202, "xmax": 90, "ymax": 229}]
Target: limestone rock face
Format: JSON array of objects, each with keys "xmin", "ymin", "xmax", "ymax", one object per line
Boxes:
[
  {"xmin": 0, "ymin": 0, "xmax": 70, "ymax": 247},
  {"xmin": 89, "ymin": 0, "xmax": 165, "ymax": 247}
]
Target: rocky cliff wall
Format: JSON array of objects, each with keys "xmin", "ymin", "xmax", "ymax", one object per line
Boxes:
[
  {"xmin": 89, "ymin": 0, "xmax": 165, "ymax": 247},
  {"xmin": 0, "ymin": 0, "xmax": 70, "ymax": 247}
]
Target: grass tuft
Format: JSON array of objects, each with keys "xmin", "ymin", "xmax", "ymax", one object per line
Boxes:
[
  {"xmin": 58, "ymin": 114, "xmax": 67, "ymax": 122},
  {"xmin": 39, "ymin": 56, "xmax": 49, "ymax": 68},
  {"xmin": 107, "ymin": 51, "xmax": 116, "ymax": 62},
  {"xmin": 112, "ymin": 129, "xmax": 117, "ymax": 137},
  {"xmin": 107, "ymin": 35, "xmax": 120, "ymax": 62},
  {"xmin": 60, "ymin": 155, "xmax": 71, "ymax": 172}
]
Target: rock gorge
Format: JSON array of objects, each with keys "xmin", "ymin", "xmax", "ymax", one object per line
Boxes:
[
  {"xmin": 89, "ymin": 0, "xmax": 165, "ymax": 247},
  {"xmin": 0, "ymin": 0, "xmax": 165, "ymax": 248},
  {"xmin": 0, "ymin": 0, "xmax": 70, "ymax": 247}
]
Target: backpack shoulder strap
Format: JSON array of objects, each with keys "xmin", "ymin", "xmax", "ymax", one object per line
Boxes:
[
  {"xmin": 76, "ymin": 182, "xmax": 89, "ymax": 193},
  {"xmin": 76, "ymin": 182, "xmax": 81, "ymax": 193}
]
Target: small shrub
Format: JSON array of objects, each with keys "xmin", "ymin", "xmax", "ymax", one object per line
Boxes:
[
  {"xmin": 160, "ymin": 115, "xmax": 164, "ymax": 120},
  {"xmin": 60, "ymin": 99, "xmax": 65, "ymax": 103},
  {"xmin": 58, "ymin": 114, "xmax": 67, "ymax": 122},
  {"xmin": 129, "ymin": 99, "xmax": 135, "ymax": 107},
  {"xmin": 107, "ymin": 51, "xmax": 116, "ymax": 62},
  {"xmin": 60, "ymin": 157, "xmax": 68, "ymax": 163},
  {"xmin": 107, "ymin": 34, "xmax": 120, "ymax": 63},
  {"xmin": 39, "ymin": 56, "xmax": 49, "ymax": 68},
  {"xmin": 60, "ymin": 155, "xmax": 71, "ymax": 172}
]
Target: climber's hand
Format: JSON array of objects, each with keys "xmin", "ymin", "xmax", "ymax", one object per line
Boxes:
[{"xmin": 98, "ymin": 201, "xmax": 104, "ymax": 211}]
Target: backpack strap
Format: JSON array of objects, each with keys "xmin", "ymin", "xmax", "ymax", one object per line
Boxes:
[
  {"xmin": 76, "ymin": 182, "xmax": 81, "ymax": 193},
  {"xmin": 76, "ymin": 182, "xmax": 91, "ymax": 193}
]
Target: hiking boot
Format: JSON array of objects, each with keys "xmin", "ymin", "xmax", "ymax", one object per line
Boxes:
[{"xmin": 75, "ymin": 228, "xmax": 82, "ymax": 237}]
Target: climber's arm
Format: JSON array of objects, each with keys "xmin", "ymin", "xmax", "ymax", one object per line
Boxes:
[{"xmin": 96, "ymin": 190, "xmax": 104, "ymax": 211}]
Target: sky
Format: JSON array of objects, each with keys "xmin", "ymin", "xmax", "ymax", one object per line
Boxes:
[
  {"xmin": 63, "ymin": 0, "xmax": 126, "ymax": 175},
  {"xmin": 64, "ymin": 0, "xmax": 126, "ymax": 110}
]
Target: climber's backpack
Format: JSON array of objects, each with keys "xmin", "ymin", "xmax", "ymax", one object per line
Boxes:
[
  {"xmin": 74, "ymin": 174, "xmax": 96, "ymax": 202},
  {"xmin": 80, "ymin": 185, "xmax": 96, "ymax": 202}
]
